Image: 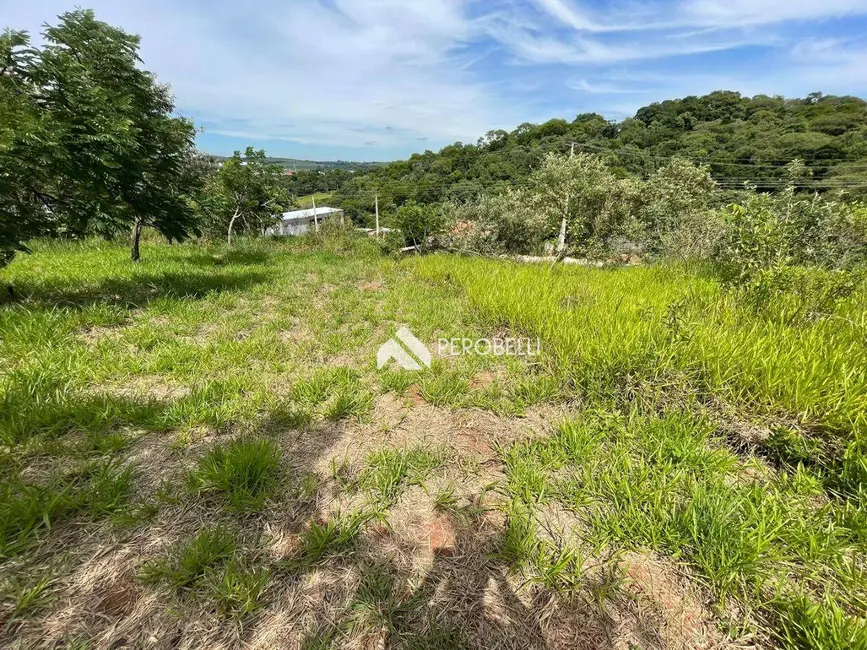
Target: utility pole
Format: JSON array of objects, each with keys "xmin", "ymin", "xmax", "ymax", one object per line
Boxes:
[
  {"xmin": 375, "ymin": 194, "xmax": 380, "ymax": 237},
  {"xmin": 558, "ymin": 143, "xmax": 575, "ymax": 253},
  {"xmin": 312, "ymin": 195, "xmax": 319, "ymax": 233}
]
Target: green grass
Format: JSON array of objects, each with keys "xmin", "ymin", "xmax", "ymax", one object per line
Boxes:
[
  {"xmin": 189, "ymin": 437, "xmax": 282, "ymax": 511},
  {"xmin": 499, "ymin": 409, "xmax": 867, "ymax": 648},
  {"xmin": 293, "ymin": 192, "xmax": 334, "ymax": 210},
  {"xmin": 355, "ymin": 446, "xmax": 447, "ymax": 505},
  {"xmin": 290, "ymin": 510, "xmax": 375, "ymax": 569},
  {"xmin": 139, "ymin": 525, "xmax": 237, "ymax": 590},
  {"xmin": 203, "ymin": 558, "xmax": 270, "ymax": 618},
  {"xmin": 2, "ymin": 236, "xmax": 866, "ymax": 648},
  {"xmin": 411, "ymin": 255, "xmax": 867, "ymax": 496}
]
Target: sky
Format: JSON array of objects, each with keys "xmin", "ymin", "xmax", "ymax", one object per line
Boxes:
[{"xmin": 3, "ymin": 0, "xmax": 867, "ymax": 161}]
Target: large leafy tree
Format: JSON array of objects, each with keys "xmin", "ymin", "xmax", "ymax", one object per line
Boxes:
[
  {"xmin": 202, "ymin": 147, "xmax": 289, "ymax": 245},
  {"xmin": 0, "ymin": 30, "xmax": 53, "ymax": 267},
  {"xmin": 1, "ymin": 10, "xmax": 201, "ymax": 264},
  {"xmin": 33, "ymin": 10, "xmax": 201, "ymax": 261}
]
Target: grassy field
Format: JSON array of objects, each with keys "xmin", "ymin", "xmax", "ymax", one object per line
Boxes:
[
  {"xmin": 293, "ymin": 192, "xmax": 335, "ymax": 210},
  {"xmin": 0, "ymin": 234, "xmax": 865, "ymax": 649}
]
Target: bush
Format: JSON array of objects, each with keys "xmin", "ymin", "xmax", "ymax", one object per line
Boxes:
[
  {"xmin": 640, "ymin": 159, "xmax": 720, "ymax": 257},
  {"xmin": 440, "ymin": 190, "xmax": 548, "ymax": 256},
  {"xmin": 714, "ymin": 174, "xmax": 866, "ymax": 322},
  {"xmin": 394, "ymin": 201, "xmax": 446, "ymax": 250},
  {"xmin": 376, "ymin": 228, "xmax": 405, "ymax": 256},
  {"xmin": 738, "ymin": 264, "xmax": 863, "ymax": 324}
]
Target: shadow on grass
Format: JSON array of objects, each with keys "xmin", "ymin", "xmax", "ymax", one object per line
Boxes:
[
  {"xmin": 185, "ymin": 249, "xmax": 273, "ymax": 268},
  {"xmin": 6, "ymin": 269, "xmax": 272, "ymax": 309},
  {"xmin": 286, "ymin": 511, "xmax": 663, "ymax": 650}
]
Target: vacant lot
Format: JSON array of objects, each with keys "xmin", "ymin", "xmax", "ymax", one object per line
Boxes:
[{"xmin": 1, "ymin": 235, "xmax": 865, "ymax": 649}]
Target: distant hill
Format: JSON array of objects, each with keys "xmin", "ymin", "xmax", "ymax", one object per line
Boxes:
[
  {"xmin": 331, "ymin": 90, "xmax": 867, "ymax": 219},
  {"xmin": 208, "ymin": 155, "xmax": 387, "ymax": 171}
]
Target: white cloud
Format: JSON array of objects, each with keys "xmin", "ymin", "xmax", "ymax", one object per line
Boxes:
[
  {"xmin": 568, "ymin": 78, "xmax": 646, "ymax": 94},
  {"xmin": 3, "ymin": 0, "xmax": 866, "ymax": 157},
  {"xmin": 679, "ymin": 0, "xmax": 867, "ymax": 28},
  {"xmin": 3, "ymin": 0, "xmax": 526, "ymax": 153},
  {"xmin": 483, "ymin": 15, "xmax": 769, "ymax": 65}
]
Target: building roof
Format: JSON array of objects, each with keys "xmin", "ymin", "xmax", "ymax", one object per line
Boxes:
[{"xmin": 280, "ymin": 207, "xmax": 343, "ymax": 222}]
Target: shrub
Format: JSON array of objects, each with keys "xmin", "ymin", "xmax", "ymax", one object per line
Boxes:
[
  {"xmin": 440, "ymin": 190, "xmax": 548, "ymax": 256},
  {"xmin": 738, "ymin": 264, "xmax": 863, "ymax": 324},
  {"xmin": 394, "ymin": 200, "xmax": 446, "ymax": 250},
  {"xmin": 639, "ymin": 158, "xmax": 720, "ymax": 257},
  {"xmin": 714, "ymin": 170, "xmax": 866, "ymax": 320}
]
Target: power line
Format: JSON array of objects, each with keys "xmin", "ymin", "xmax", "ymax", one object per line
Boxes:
[{"xmin": 573, "ymin": 141, "xmax": 867, "ymax": 170}]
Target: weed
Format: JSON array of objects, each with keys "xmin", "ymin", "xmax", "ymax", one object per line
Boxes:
[
  {"xmin": 190, "ymin": 438, "xmax": 281, "ymax": 511},
  {"xmin": 356, "ymin": 446, "xmax": 446, "ymax": 505},
  {"xmin": 139, "ymin": 526, "xmax": 236, "ymax": 591},
  {"xmin": 203, "ymin": 559, "xmax": 270, "ymax": 618},
  {"xmin": 290, "ymin": 510, "xmax": 374, "ymax": 569}
]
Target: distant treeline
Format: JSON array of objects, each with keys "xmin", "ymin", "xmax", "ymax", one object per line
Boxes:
[
  {"xmin": 331, "ymin": 91, "xmax": 867, "ymax": 222},
  {"xmin": 207, "ymin": 155, "xmax": 386, "ymax": 172}
]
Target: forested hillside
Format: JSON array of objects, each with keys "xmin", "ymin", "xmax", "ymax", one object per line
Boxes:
[{"xmin": 333, "ymin": 91, "xmax": 867, "ymax": 219}]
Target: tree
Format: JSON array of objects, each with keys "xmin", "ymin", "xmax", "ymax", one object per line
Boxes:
[
  {"xmin": 531, "ymin": 152, "xmax": 632, "ymax": 256},
  {"xmin": 32, "ymin": 10, "xmax": 201, "ymax": 261},
  {"xmin": 1, "ymin": 11, "xmax": 202, "ymax": 263},
  {"xmin": 640, "ymin": 158, "xmax": 718, "ymax": 254},
  {"xmin": 203, "ymin": 147, "xmax": 288, "ymax": 245},
  {"xmin": 394, "ymin": 200, "xmax": 445, "ymax": 250},
  {"xmin": 0, "ymin": 30, "xmax": 51, "ymax": 267}
]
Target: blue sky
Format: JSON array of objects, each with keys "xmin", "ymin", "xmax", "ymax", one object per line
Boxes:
[{"xmin": 4, "ymin": 0, "xmax": 867, "ymax": 161}]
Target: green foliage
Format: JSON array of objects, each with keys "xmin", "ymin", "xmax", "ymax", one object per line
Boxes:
[
  {"xmin": 200, "ymin": 147, "xmax": 290, "ymax": 245},
  {"xmin": 394, "ymin": 201, "xmax": 446, "ymax": 249},
  {"xmin": 441, "ymin": 189, "xmax": 546, "ymax": 255},
  {"xmin": 333, "ymin": 91, "xmax": 867, "ymax": 224},
  {"xmin": 737, "ymin": 265, "xmax": 863, "ymax": 325},
  {"xmin": 442, "ymin": 153, "xmax": 723, "ymax": 259},
  {"xmin": 189, "ymin": 438, "xmax": 282, "ymax": 511},
  {"xmin": 0, "ymin": 30, "xmax": 49, "ymax": 267},
  {"xmin": 715, "ymin": 167, "xmax": 866, "ymax": 321},
  {"xmin": 499, "ymin": 410, "xmax": 867, "ymax": 645},
  {"xmin": 0, "ymin": 10, "xmax": 201, "ymax": 263},
  {"xmin": 532, "ymin": 151, "xmax": 634, "ymax": 255},
  {"xmin": 139, "ymin": 526, "xmax": 236, "ymax": 590},
  {"xmin": 639, "ymin": 158, "xmax": 720, "ymax": 255}
]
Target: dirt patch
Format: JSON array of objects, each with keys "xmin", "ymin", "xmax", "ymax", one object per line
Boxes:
[
  {"xmin": 406, "ymin": 383, "xmax": 427, "ymax": 405},
  {"xmin": 94, "ymin": 375, "xmax": 190, "ymax": 402},
  {"xmin": 357, "ymin": 281, "xmax": 384, "ymax": 292},
  {"xmin": 78, "ymin": 325, "xmax": 125, "ymax": 345},
  {"xmin": 614, "ymin": 551, "xmax": 725, "ymax": 650},
  {"xmin": 96, "ymin": 577, "xmax": 140, "ymax": 617},
  {"xmin": 469, "ymin": 370, "xmax": 497, "ymax": 390}
]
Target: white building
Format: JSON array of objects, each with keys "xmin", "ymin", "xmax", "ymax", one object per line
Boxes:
[{"xmin": 266, "ymin": 207, "xmax": 344, "ymax": 236}]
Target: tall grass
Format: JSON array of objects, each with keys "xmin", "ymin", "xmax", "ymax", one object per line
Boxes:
[
  {"xmin": 501, "ymin": 410, "xmax": 867, "ymax": 649},
  {"xmin": 411, "ymin": 255, "xmax": 867, "ymax": 493}
]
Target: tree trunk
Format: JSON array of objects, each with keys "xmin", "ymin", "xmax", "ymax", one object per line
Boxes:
[
  {"xmin": 130, "ymin": 218, "xmax": 143, "ymax": 262},
  {"xmin": 227, "ymin": 209, "xmax": 241, "ymax": 247}
]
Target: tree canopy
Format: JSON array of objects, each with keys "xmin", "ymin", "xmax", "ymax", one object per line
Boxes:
[
  {"xmin": 1, "ymin": 10, "xmax": 200, "ymax": 264},
  {"xmin": 334, "ymin": 91, "xmax": 867, "ymax": 224}
]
